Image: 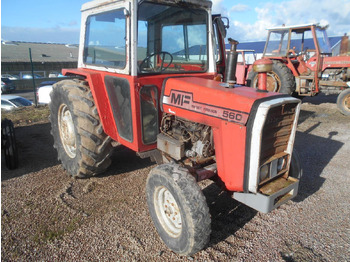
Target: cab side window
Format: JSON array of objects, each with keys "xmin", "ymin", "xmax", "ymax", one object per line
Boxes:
[{"xmin": 84, "ymin": 9, "xmax": 126, "ymax": 68}]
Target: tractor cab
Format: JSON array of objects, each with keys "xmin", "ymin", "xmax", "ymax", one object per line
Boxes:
[
  {"xmin": 80, "ymin": 0, "xmax": 219, "ymax": 77},
  {"xmin": 69, "ymin": 0, "xmax": 228, "ymax": 152},
  {"xmin": 262, "ymin": 23, "xmax": 333, "ymax": 79},
  {"xmin": 263, "ymin": 24, "xmax": 332, "ymax": 59}
]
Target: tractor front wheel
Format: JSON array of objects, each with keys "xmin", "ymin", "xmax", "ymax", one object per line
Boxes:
[
  {"xmin": 336, "ymin": 88, "xmax": 350, "ymax": 116},
  {"xmin": 146, "ymin": 163, "xmax": 211, "ymax": 256},
  {"xmin": 49, "ymin": 79, "xmax": 113, "ymax": 178}
]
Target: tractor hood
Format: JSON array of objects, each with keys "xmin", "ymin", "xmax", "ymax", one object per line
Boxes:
[{"xmin": 161, "ymin": 77, "xmax": 281, "ymax": 126}]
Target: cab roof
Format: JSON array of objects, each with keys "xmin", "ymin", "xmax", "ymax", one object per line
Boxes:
[
  {"xmin": 267, "ymin": 23, "xmax": 328, "ymax": 32},
  {"xmin": 81, "ymin": 0, "xmax": 212, "ymax": 12}
]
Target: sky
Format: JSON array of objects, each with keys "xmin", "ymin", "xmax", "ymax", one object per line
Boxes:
[{"xmin": 1, "ymin": 0, "xmax": 350, "ymax": 44}]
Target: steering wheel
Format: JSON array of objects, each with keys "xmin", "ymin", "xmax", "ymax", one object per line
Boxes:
[
  {"xmin": 288, "ymin": 49, "xmax": 297, "ymax": 57},
  {"xmin": 139, "ymin": 52, "xmax": 173, "ymax": 72}
]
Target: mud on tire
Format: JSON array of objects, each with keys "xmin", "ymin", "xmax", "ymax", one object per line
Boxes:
[
  {"xmin": 49, "ymin": 79, "xmax": 113, "ymax": 178},
  {"xmin": 146, "ymin": 163, "xmax": 211, "ymax": 256}
]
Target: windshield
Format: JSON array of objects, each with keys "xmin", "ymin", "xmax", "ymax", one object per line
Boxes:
[
  {"xmin": 1, "ymin": 78, "xmax": 11, "ymax": 83},
  {"xmin": 138, "ymin": 2, "xmax": 208, "ymax": 74},
  {"xmin": 264, "ymin": 30, "xmax": 289, "ymax": 56},
  {"xmin": 316, "ymin": 28, "xmax": 332, "ymax": 54},
  {"xmin": 10, "ymin": 98, "xmax": 32, "ymax": 107}
]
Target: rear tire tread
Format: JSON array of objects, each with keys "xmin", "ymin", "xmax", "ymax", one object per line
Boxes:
[{"xmin": 49, "ymin": 79, "xmax": 113, "ymax": 178}]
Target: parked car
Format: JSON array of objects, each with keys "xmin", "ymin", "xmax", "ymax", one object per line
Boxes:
[
  {"xmin": 39, "ymin": 81, "xmax": 56, "ymax": 87},
  {"xmin": 1, "ymin": 95, "xmax": 33, "ymax": 110},
  {"xmin": 36, "ymin": 82, "xmax": 55, "ymax": 104},
  {"xmin": 1, "ymin": 78, "xmax": 16, "ymax": 94},
  {"xmin": 1, "ymin": 74, "xmax": 19, "ymax": 80},
  {"xmin": 22, "ymin": 74, "xmax": 43, "ymax": 79},
  {"xmin": 48, "ymin": 72, "xmax": 65, "ymax": 78}
]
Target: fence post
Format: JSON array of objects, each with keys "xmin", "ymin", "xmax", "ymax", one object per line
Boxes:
[{"xmin": 29, "ymin": 48, "xmax": 38, "ymax": 107}]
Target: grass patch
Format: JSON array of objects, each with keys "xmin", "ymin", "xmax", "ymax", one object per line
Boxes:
[
  {"xmin": 1, "ymin": 105, "xmax": 50, "ymax": 126},
  {"xmin": 33, "ymin": 217, "xmax": 83, "ymax": 244}
]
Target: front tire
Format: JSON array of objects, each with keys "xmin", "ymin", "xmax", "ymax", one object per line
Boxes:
[
  {"xmin": 248, "ymin": 60, "xmax": 295, "ymax": 94},
  {"xmin": 337, "ymin": 88, "xmax": 350, "ymax": 116},
  {"xmin": 49, "ymin": 79, "xmax": 113, "ymax": 178},
  {"xmin": 146, "ymin": 164, "xmax": 211, "ymax": 256}
]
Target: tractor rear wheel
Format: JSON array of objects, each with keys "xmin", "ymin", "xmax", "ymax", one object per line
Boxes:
[
  {"xmin": 1, "ymin": 119, "xmax": 19, "ymax": 170},
  {"xmin": 49, "ymin": 79, "xmax": 113, "ymax": 178},
  {"xmin": 146, "ymin": 163, "xmax": 211, "ymax": 256},
  {"xmin": 248, "ymin": 60, "xmax": 295, "ymax": 94},
  {"xmin": 336, "ymin": 88, "xmax": 350, "ymax": 116}
]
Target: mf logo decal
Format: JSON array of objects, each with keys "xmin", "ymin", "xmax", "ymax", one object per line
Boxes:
[
  {"xmin": 163, "ymin": 90, "xmax": 249, "ymax": 125},
  {"xmin": 170, "ymin": 92, "xmax": 191, "ymax": 106}
]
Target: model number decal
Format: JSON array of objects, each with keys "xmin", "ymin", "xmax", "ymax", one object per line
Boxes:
[
  {"xmin": 222, "ymin": 110, "xmax": 243, "ymax": 121},
  {"xmin": 163, "ymin": 90, "xmax": 249, "ymax": 125}
]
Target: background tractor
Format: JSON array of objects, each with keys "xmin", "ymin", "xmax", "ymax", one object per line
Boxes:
[
  {"xmin": 247, "ymin": 24, "xmax": 350, "ymax": 115},
  {"xmin": 49, "ymin": 0, "xmax": 302, "ymax": 255}
]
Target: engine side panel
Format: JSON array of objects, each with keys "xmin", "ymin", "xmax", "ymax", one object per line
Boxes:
[{"xmin": 212, "ymin": 121, "xmax": 247, "ymax": 191}]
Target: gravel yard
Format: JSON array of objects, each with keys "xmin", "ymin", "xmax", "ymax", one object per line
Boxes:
[{"xmin": 1, "ymin": 94, "xmax": 350, "ymax": 261}]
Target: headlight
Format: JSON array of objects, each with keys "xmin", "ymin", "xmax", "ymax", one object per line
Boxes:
[
  {"xmin": 260, "ymin": 155, "xmax": 289, "ymax": 183},
  {"xmin": 260, "ymin": 164, "xmax": 269, "ymax": 181},
  {"xmin": 277, "ymin": 156, "xmax": 287, "ymax": 172}
]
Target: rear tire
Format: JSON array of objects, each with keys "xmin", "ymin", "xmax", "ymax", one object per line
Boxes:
[
  {"xmin": 49, "ymin": 79, "xmax": 113, "ymax": 178},
  {"xmin": 146, "ymin": 163, "xmax": 211, "ymax": 256},
  {"xmin": 336, "ymin": 88, "xmax": 350, "ymax": 116},
  {"xmin": 1, "ymin": 119, "xmax": 19, "ymax": 170},
  {"xmin": 248, "ymin": 60, "xmax": 295, "ymax": 94}
]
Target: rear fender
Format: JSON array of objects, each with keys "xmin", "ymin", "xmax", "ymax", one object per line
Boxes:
[{"xmin": 62, "ymin": 68, "xmax": 118, "ymax": 140}]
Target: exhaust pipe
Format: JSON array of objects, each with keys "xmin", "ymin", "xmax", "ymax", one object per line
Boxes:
[{"xmin": 224, "ymin": 38, "xmax": 239, "ymax": 87}]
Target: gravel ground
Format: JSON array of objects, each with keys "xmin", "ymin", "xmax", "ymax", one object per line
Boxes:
[{"xmin": 1, "ymin": 94, "xmax": 350, "ymax": 261}]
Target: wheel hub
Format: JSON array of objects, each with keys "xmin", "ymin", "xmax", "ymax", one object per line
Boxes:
[
  {"xmin": 58, "ymin": 104, "xmax": 76, "ymax": 158},
  {"xmin": 154, "ymin": 186, "xmax": 182, "ymax": 237}
]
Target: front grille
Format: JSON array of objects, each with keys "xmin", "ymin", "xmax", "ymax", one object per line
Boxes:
[{"xmin": 260, "ymin": 103, "xmax": 297, "ymax": 164}]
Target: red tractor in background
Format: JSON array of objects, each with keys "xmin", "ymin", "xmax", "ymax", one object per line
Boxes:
[
  {"xmin": 235, "ymin": 49, "xmax": 257, "ymax": 86},
  {"xmin": 49, "ymin": 0, "xmax": 302, "ymax": 255},
  {"xmin": 247, "ymin": 24, "xmax": 350, "ymax": 115}
]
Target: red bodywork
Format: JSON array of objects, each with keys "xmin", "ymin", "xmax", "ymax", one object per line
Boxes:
[
  {"xmin": 63, "ymin": 68, "xmax": 215, "ymax": 152},
  {"xmin": 64, "ymin": 67, "xmax": 279, "ymax": 191}
]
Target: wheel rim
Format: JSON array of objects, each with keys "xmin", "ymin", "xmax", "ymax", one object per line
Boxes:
[
  {"xmin": 344, "ymin": 94, "xmax": 350, "ymax": 111},
  {"xmin": 58, "ymin": 104, "xmax": 76, "ymax": 158},
  {"xmin": 266, "ymin": 72, "xmax": 280, "ymax": 92},
  {"xmin": 154, "ymin": 186, "xmax": 182, "ymax": 237}
]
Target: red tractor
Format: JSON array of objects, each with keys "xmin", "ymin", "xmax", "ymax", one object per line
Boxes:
[
  {"xmin": 248, "ymin": 24, "xmax": 350, "ymax": 115},
  {"xmin": 49, "ymin": 0, "xmax": 302, "ymax": 255}
]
